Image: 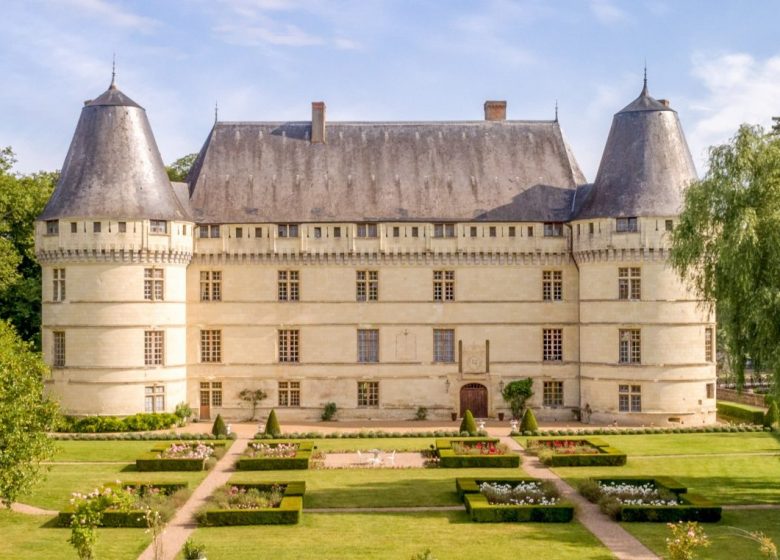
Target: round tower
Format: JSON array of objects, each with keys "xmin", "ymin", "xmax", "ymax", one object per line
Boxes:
[
  {"xmin": 572, "ymin": 79, "xmax": 716, "ymax": 426},
  {"xmin": 36, "ymin": 80, "xmax": 194, "ymax": 416}
]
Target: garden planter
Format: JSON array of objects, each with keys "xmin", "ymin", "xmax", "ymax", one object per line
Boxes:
[
  {"xmin": 451, "ymin": 412, "xmax": 458, "ymax": 421},
  {"xmin": 498, "ymin": 412, "xmax": 505, "ymax": 421}
]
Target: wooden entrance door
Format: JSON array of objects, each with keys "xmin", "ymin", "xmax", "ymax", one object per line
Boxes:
[
  {"xmin": 199, "ymin": 389, "xmax": 210, "ymax": 420},
  {"xmin": 460, "ymin": 383, "xmax": 488, "ymax": 418}
]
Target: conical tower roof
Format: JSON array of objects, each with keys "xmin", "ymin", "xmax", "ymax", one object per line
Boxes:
[
  {"xmin": 576, "ymin": 79, "xmax": 697, "ymax": 219},
  {"xmin": 39, "ymin": 82, "xmax": 188, "ymax": 221}
]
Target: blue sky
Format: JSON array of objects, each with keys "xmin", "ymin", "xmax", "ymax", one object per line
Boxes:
[{"xmin": 2, "ymin": 0, "xmax": 779, "ymax": 179}]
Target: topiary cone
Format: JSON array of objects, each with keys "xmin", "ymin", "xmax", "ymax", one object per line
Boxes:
[
  {"xmin": 765, "ymin": 401, "xmax": 779, "ymax": 429},
  {"xmin": 520, "ymin": 408, "xmax": 538, "ymax": 433},
  {"xmin": 211, "ymin": 413, "xmax": 227, "ymax": 437},
  {"xmin": 459, "ymin": 409, "xmax": 478, "ymax": 435},
  {"xmin": 265, "ymin": 409, "xmax": 282, "ymax": 437}
]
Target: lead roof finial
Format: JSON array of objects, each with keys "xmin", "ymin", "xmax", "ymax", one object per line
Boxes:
[
  {"xmin": 554, "ymin": 100, "xmax": 559, "ymax": 122},
  {"xmin": 641, "ymin": 61, "xmax": 648, "ymax": 96},
  {"xmin": 110, "ymin": 53, "xmax": 116, "ymax": 89},
  {"xmin": 214, "ymin": 101, "xmax": 218, "ymax": 124}
]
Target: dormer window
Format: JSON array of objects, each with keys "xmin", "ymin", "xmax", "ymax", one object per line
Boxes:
[
  {"xmin": 357, "ymin": 223, "xmax": 378, "ymax": 238},
  {"xmin": 278, "ymin": 224, "xmax": 299, "ymax": 238},
  {"xmin": 543, "ymin": 222, "xmax": 563, "ymax": 237},
  {"xmin": 150, "ymin": 220, "xmax": 167, "ymax": 234},
  {"xmin": 93, "ymin": 222, "xmax": 101, "ymax": 233},
  {"xmin": 616, "ymin": 217, "xmax": 638, "ymax": 233},
  {"xmin": 433, "ymin": 223, "xmax": 455, "ymax": 238},
  {"xmin": 46, "ymin": 220, "xmax": 59, "ymax": 235}
]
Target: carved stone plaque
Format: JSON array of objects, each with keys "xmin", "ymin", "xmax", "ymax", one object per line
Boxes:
[
  {"xmin": 395, "ymin": 331, "xmax": 417, "ymax": 362},
  {"xmin": 462, "ymin": 344, "xmax": 486, "ymax": 373}
]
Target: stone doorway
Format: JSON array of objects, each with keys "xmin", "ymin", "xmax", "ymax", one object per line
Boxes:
[{"xmin": 460, "ymin": 383, "xmax": 488, "ymax": 418}]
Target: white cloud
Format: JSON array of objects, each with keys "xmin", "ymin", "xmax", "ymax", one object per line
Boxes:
[
  {"xmin": 687, "ymin": 52, "xmax": 780, "ymax": 170},
  {"xmin": 214, "ymin": 22, "xmax": 323, "ymax": 47},
  {"xmin": 589, "ymin": 0, "xmax": 630, "ymax": 25},
  {"xmin": 56, "ymin": 0, "xmax": 159, "ymax": 31}
]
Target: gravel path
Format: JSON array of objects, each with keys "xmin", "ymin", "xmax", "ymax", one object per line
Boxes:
[{"xmin": 10, "ymin": 502, "xmax": 58, "ymax": 516}]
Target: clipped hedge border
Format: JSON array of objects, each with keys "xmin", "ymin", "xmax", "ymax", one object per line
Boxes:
[
  {"xmin": 511, "ymin": 424, "xmax": 773, "ymax": 438},
  {"xmin": 456, "ymin": 478, "xmax": 572, "ymax": 523},
  {"xmin": 237, "ymin": 441, "xmax": 314, "ymax": 471},
  {"xmin": 135, "ymin": 441, "xmax": 230, "ymax": 472},
  {"xmin": 50, "ymin": 432, "xmax": 238, "ymax": 441},
  {"xmin": 436, "ymin": 438, "xmax": 520, "ymax": 469},
  {"xmin": 529, "ymin": 437, "xmax": 627, "ymax": 467},
  {"xmin": 716, "ymin": 401, "xmax": 766, "ymax": 425},
  {"xmin": 254, "ymin": 430, "xmax": 473, "ymax": 439},
  {"xmin": 586, "ymin": 477, "xmax": 722, "ymax": 523},
  {"xmin": 198, "ymin": 481, "xmax": 305, "ymax": 526}
]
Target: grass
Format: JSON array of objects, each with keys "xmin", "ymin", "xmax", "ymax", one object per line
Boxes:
[
  {"xmin": 258, "ymin": 437, "xmax": 437, "ymax": 453},
  {"xmin": 182, "ymin": 512, "xmax": 616, "ymax": 560},
  {"xmin": 51, "ymin": 440, "xmax": 167, "ymax": 462},
  {"xmin": 624, "ymin": 509, "xmax": 780, "ymax": 559},
  {"xmin": 230, "ymin": 466, "xmax": 529, "ymax": 508},
  {"xmin": 0, "ymin": 510, "xmax": 149, "ymax": 560}
]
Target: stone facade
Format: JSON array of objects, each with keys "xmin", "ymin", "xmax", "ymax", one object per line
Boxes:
[{"xmin": 35, "ymin": 79, "xmax": 717, "ymax": 426}]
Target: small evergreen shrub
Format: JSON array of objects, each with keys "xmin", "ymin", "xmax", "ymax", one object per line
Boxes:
[
  {"xmin": 212, "ymin": 414, "xmax": 227, "ymax": 437},
  {"xmin": 265, "ymin": 410, "xmax": 282, "ymax": 437},
  {"xmin": 460, "ymin": 410, "xmax": 478, "ymax": 435},
  {"xmin": 520, "ymin": 408, "xmax": 538, "ymax": 433},
  {"xmin": 764, "ymin": 401, "xmax": 779, "ymax": 429},
  {"xmin": 321, "ymin": 402, "xmax": 337, "ymax": 421}
]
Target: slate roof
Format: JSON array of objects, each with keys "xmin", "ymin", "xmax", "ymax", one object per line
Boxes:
[
  {"xmin": 39, "ymin": 84, "xmax": 189, "ymax": 221},
  {"xmin": 187, "ymin": 120, "xmax": 587, "ymax": 223},
  {"xmin": 575, "ymin": 82, "xmax": 698, "ymax": 220}
]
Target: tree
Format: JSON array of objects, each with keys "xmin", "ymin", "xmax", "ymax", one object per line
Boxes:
[
  {"xmin": 459, "ymin": 409, "xmax": 477, "ymax": 435},
  {"xmin": 0, "ymin": 147, "xmax": 58, "ymax": 347},
  {"xmin": 166, "ymin": 153, "xmax": 198, "ymax": 182},
  {"xmin": 238, "ymin": 388, "xmax": 267, "ymax": 421},
  {"xmin": 0, "ymin": 320, "xmax": 59, "ymax": 506},
  {"xmin": 501, "ymin": 378, "xmax": 534, "ymax": 420},
  {"xmin": 264, "ymin": 409, "xmax": 282, "ymax": 437},
  {"xmin": 211, "ymin": 414, "xmax": 227, "ymax": 437},
  {"xmin": 519, "ymin": 408, "xmax": 538, "ymax": 433},
  {"xmin": 670, "ymin": 125, "xmax": 780, "ymax": 391}
]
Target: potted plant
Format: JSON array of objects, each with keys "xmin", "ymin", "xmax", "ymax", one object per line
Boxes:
[
  {"xmin": 451, "ymin": 411, "xmax": 458, "ymax": 421},
  {"xmin": 183, "ymin": 538, "xmax": 207, "ymax": 560}
]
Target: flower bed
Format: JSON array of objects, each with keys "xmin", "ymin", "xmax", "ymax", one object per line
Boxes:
[
  {"xmin": 435, "ymin": 438, "xmax": 520, "ymax": 468},
  {"xmin": 579, "ymin": 477, "xmax": 721, "ymax": 522},
  {"xmin": 197, "ymin": 481, "xmax": 305, "ymax": 526},
  {"xmin": 57, "ymin": 481, "xmax": 190, "ymax": 527},
  {"xmin": 455, "ymin": 478, "xmax": 573, "ymax": 522},
  {"xmin": 135, "ymin": 440, "xmax": 229, "ymax": 471},
  {"xmin": 237, "ymin": 440, "xmax": 313, "ymax": 470},
  {"xmin": 526, "ymin": 437, "xmax": 626, "ymax": 466}
]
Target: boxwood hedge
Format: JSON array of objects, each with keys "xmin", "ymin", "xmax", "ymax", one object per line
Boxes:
[
  {"xmin": 197, "ymin": 481, "xmax": 305, "ymax": 526},
  {"xmin": 716, "ymin": 401, "xmax": 766, "ymax": 425},
  {"xmin": 456, "ymin": 477, "xmax": 573, "ymax": 523},
  {"xmin": 135, "ymin": 441, "xmax": 229, "ymax": 471},
  {"xmin": 529, "ymin": 437, "xmax": 627, "ymax": 467},
  {"xmin": 237, "ymin": 440, "xmax": 313, "ymax": 470},
  {"xmin": 436, "ymin": 438, "xmax": 520, "ymax": 468}
]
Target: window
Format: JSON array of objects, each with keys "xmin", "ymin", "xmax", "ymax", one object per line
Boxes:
[
  {"xmin": 279, "ymin": 329, "xmax": 300, "ymax": 363},
  {"xmin": 508, "ymin": 226, "xmax": 516, "ymax": 237},
  {"xmin": 52, "ymin": 268, "xmax": 66, "ymax": 302},
  {"xmin": 278, "ymin": 224, "xmax": 299, "ymax": 238},
  {"xmin": 470, "ymin": 226, "xmax": 477, "ymax": 238},
  {"xmin": 705, "ymin": 327, "xmax": 714, "ymax": 362},
  {"xmin": 618, "ymin": 267, "xmax": 641, "ymax": 300},
  {"xmin": 357, "ymin": 381, "xmax": 379, "ymax": 407},
  {"xmin": 313, "ymin": 227, "xmax": 322, "ymax": 238},
  {"xmin": 489, "ymin": 226, "xmax": 497, "ymax": 237},
  {"xmin": 278, "ymin": 270, "xmax": 300, "ymax": 301},
  {"xmin": 144, "ymin": 385, "xmax": 165, "ymax": 413},
  {"xmin": 357, "ymin": 223, "xmax": 378, "ymax": 238},
  {"xmin": 144, "ymin": 330, "xmax": 164, "ymax": 366},
  {"xmin": 616, "ymin": 217, "xmax": 638, "ymax": 233},
  {"xmin": 199, "ymin": 225, "xmax": 209, "ymax": 238},
  {"xmin": 356, "ymin": 271, "xmax": 378, "ymax": 302},
  {"xmin": 235, "ymin": 227, "xmax": 243, "ymax": 238},
  {"xmin": 334, "ymin": 227, "xmax": 341, "ymax": 238},
  {"xmin": 118, "ymin": 221, "xmax": 126, "ymax": 233},
  {"xmin": 619, "ymin": 384, "xmax": 642, "ymax": 412},
  {"xmin": 619, "ymin": 329, "xmax": 641, "ymax": 364},
  {"xmin": 433, "ymin": 329, "xmax": 455, "ymax": 362},
  {"xmin": 183, "ymin": 225, "xmax": 187, "ymax": 235},
  {"xmin": 210, "ymin": 225, "xmax": 221, "ymax": 238},
  {"xmin": 200, "ymin": 330, "xmax": 222, "ymax": 363},
  {"xmin": 200, "ymin": 225, "xmax": 221, "ymax": 238},
  {"xmin": 150, "ymin": 220, "xmax": 167, "ymax": 234},
  {"xmin": 543, "ymin": 329, "xmax": 563, "ymax": 362},
  {"xmin": 93, "ymin": 222, "xmax": 101, "ymax": 233},
  {"xmin": 53, "ymin": 331, "xmax": 65, "ymax": 368},
  {"xmin": 200, "ymin": 271, "xmax": 222, "ymax": 301},
  {"xmin": 46, "ymin": 220, "xmax": 59, "ymax": 235},
  {"xmin": 589, "ymin": 222, "xmax": 594, "ymax": 235},
  {"xmin": 278, "ymin": 381, "xmax": 301, "ymax": 407},
  {"xmin": 543, "ymin": 381, "xmax": 564, "ymax": 407},
  {"xmin": 210, "ymin": 382, "xmax": 223, "ymax": 406},
  {"xmin": 392, "ymin": 227, "xmax": 400, "ymax": 238},
  {"xmin": 357, "ymin": 329, "xmax": 379, "ymax": 363},
  {"xmin": 433, "ymin": 223, "xmax": 455, "ymax": 238},
  {"xmin": 411, "ymin": 226, "xmax": 419, "ymax": 238},
  {"xmin": 255, "ymin": 227, "xmax": 263, "ymax": 238},
  {"xmin": 527, "ymin": 226, "xmax": 534, "ymax": 237},
  {"xmin": 706, "ymin": 383, "xmax": 715, "ymax": 399},
  {"xmin": 144, "ymin": 268, "xmax": 164, "ymax": 301},
  {"xmin": 433, "ymin": 270, "xmax": 455, "ymax": 301},
  {"xmin": 70, "ymin": 222, "xmax": 78, "ymax": 233},
  {"xmin": 665, "ymin": 219, "xmax": 674, "ymax": 232},
  {"xmin": 544, "ymin": 222, "xmax": 563, "ymax": 237},
  {"xmin": 542, "ymin": 270, "xmax": 563, "ymax": 301}
]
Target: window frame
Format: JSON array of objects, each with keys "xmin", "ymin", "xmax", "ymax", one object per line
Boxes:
[
  {"xmin": 619, "ymin": 329, "xmax": 641, "ymax": 364},
  {"xmin": 543, "ymin": 222, "xmax": 563, "ymax": 237},
  {"xmin": 144, "ymin": 330, "xmax": 164, "ymax": 366},
  {"xmin": 53, "ymin": 268, "xmax": 66, "ymax": 302},
  {"xmin": 356, "ymin": 270, "xmax": 379, "ymax": 302},
  {"xmin": 200, "ymin": 329, "xmax": 222, "ymax": 363},
  {"xmin": 53, "ymin": 331, "xmax": 65, "ymax": 368},
  {"xmin": 200, "ymin": 270, "xmax": 222, "ymax": 302},
  {"xmin": 543, "ymin": 328, "xmax": 563, "ymax": 362},
  {"xmin": 543, "ymin": 381, "xmax": 564, "ymax": 407},
  {"xmin": 278, "ymin": 381, "xmax": 301, "ymax": 407},
  {"xmin": 144, "ymin": 385, "xmax": 165, "ymax": 413},
  {"xmin": 278, "ymin": 329, "xmax": 300, "ymax": 363},
  {"xmin": 618, "ymin": 267, "xmax": 641, "ymax": 300},
  {"xmin": 433, "ymin": 270, "xmax": 455, "ymax": 302},
  {"xmin": 433, "ymin": 329, "xmax": 455, "ymax": 363},
  {"xmin": 144, "ymin": 268, "xmax": 165, "ymax": 301},
  {"xmin": 618, "ymin": 384, "xmax": 642, "ymax": 412},
  {"xmin": 357, "ymin": 380, "xmax": 379, "ymax": 407},
  {"xmin": 542, "ymin": 270, "xmax": 563, "ymax": 301},
  {"xmin": 277, "ymin": 270, "xmax": 300, "ymax": 302},
  {"xmin": 357, "ymin": 329, "xmax": 380, "ymax": 363},
  {"xmin": 149, "ymin": 220, "xmax": 168, "ymax": 234},
  {"xmin": 616, "ymin": 217, "xmax": 638, "ymax": 233}
]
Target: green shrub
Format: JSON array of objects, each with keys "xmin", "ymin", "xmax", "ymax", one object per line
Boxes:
[
  {"xmin": 56, "ymin": 413, "xmax": 179, "ymax": 433},
  {"xmin": 459, "ymin": 410, "xmax": 478, "ymax": 435},
  {"xmin": 237, "ymin": 441, "xmax": 313, "ymax": 471},
  {"xmin": 716, "ymin": 401, "xmax": 765, "ymax": 425},
  {"xmin": 764, "ymin": 401, "xmax": 779, "ymax": 428},
  {"xmin": 465, "ymin": 494, "xmax": 573, "ymax": 523},
  {"xmin": 212, "ymin": 414, "xmax": 227, "ymax": 437},
  {"xmin": 183, "ymin": 538, "xmax": 207, "ymax": 560},
  {"xmin": 265, "ymin": 410, "xmax": 282, "ymax": 437},
  {"xmin": 520, "ymin": 408, "xmax": 538, "ymax": 433},
  {"xmin": 198, "ymin": 482, "xmax": 304, "ymax": 526},
  {"xmin": 415, "ymin": 406, "xmax": 428, "ymax": 421},
  {"xmin": 321, "ymin": 402, "xmax": 337, "ymax": 421}
]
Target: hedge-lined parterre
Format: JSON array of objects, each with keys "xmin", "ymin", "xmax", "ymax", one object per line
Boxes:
[
  {"xmin": 237, "ymin": 440, "xmax": 314, "ymax": 470},
  {"xmin": 526, "ymin": 437, "xmax": 627, "ymax": 467},
  {"xmin": 456, "ymin": 477, "xmax": 573, "ymax": 523},
  {"xmin": 135, "ymin": 440, "xmax": 230, "ymax": 471},
  {"xmin": 196, "ymin": 481, "xmax": 305, "ymax": 526},
  {"xmin": 435, "ymin": 438, "xmax": 520, "ymax": 468}
]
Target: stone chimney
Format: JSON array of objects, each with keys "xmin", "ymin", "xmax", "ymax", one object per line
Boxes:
[
  {"xmin": 484, "ymin": 100, "xmax": 507, "ymax": 121},
  {"xmin": 659, "ymin": 99, "xmax": 670, "ymax": 107},
  {"xmin": 311, "ymin": 101, "xmax": 326, "ymax": 143}
]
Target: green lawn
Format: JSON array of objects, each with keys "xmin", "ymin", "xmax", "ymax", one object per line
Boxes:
[
  {"xmin": 51, "ymin": 440, "xmax": 166, "ymax": 462},
  {"xmin": 183, "ymin": 512, "xmax": 616, "ymax": 560},
  {"xmin": 519, "ymin": 431, "xmax": 780, "ymax": 456},
  {"xmin": 624, "ymin": 510, "xmax": 780, "ymax": 560},
  {"xmin": 0, "ymin": 510, "xmax": 149, "ymax": 560},
  {"xmin": 230, "ymin": 466, "xmax": 528, "ymax": 508},
  {"xmin": 301, "ymin": 437, "xmax": 436, "ymax": 452}
]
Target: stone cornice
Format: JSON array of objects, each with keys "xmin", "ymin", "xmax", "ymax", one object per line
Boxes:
[
  {"xmin": 572, "ymin": 247, "xmax": 668, "ymax": 263},
  {"xmin": 36, "ymin": 248, "xmax": 192, "ymax": 265}
]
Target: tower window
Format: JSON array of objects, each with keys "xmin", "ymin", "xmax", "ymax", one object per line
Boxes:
[
  {"xmin": 357, "ymin": 223, "xmax": 378, "ymax": 238},
  {"xmin": 53, "ymin": 331, "xmax": 65, "ymax": 368},
  {"xmin": 618, "ymin": 267, "xmax": 641, "ymax": 300},
  {"xmin": 144, "ymin": 330, "xmax": 164, "ymax": 366},
  {"xmin": 52, "ymin": 268, "xmax": 66, "ymax": 302},
  {"xmin": 508, "ymin": 226, "xmax": 516, "ymax": 237},
  {"xmin": 46, "ymin": 220, "xmax": 59, "ymax": 235},
  {"xmin": 70, "ymin": 222, "xmax": 78, "ymax": 234},
  {"xmin": 542, "ymin": 270, "xmax": 563, "ymax": 301},
  {"xmin": 278, "ymin": 270, "xmax": 300, "ymax": 301},
  {"xmin": 619, "ymin": 384, "xmax": 642, "ymax": 412},
  {"xmin": 118, "ymin": 222, "xmax": 127, "ymax": 233},
  {"xmin": 149, "ymin": 220, "xmax": 167, "ymax": 234},
  {"xmin": 433, "ymin": 270, "xmax": 455, "ymax": 301},
  {"xmin": 543, "ymin": 223, "xmax": 563, "ymax": 237},
  {"xmin": 334, "ymin": 227, "xmax": 341, "ymax": 238},
  {"xmin": 619, "ymin": 329, "xmax": 641, "ymax": 364},
  {"xmin": 705, "ymin": 327, "xmax": 714, "ymax": 362},
  {"xmin": 235, "ymin": 227, "xmax": 243, "ymax": 238},
  {"xmin": 144, "ymin": 385, "xmax": 165, "ymax": 413},
  {"xmin": 278, "ymin": 224, "xmax": 299, "ymax": 238},
  {"xmin": 393, "ymin": 226, "xmax": 400, "ymax": 238},
  {"xmin": 93, "ymin": 222, "xmax": 101, "ymax": 233},
  {"xmin": 616, "ymin": 217, "xmax": 638, "ymax": 233},
  {"xmin": 144, "ymin": 268, "xmax": 164, "ymax": 301},
  {"xmin": 356, "ymin": 270, "xmax": 379, "ymax": 302},
  {"xmin": 470, "ymin": 226, "xmax": 478, "ymax": 237},
  {"xmin": 200, "ymin": 271, "xmax": 222, "ymax": 301},
  {"xmin": 489, "ymin": 226, "xmax": 497, "ymax": 237}
]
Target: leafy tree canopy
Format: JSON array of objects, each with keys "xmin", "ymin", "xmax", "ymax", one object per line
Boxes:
[
  {"xmin": 0, "ymin": 320, "xmax": 59, "ymax": 506},
  {"xmin": 501, "ymin": 378, "xmax": 534, "ymax": 419},
  {"xmin": 670, "ymin": 124, "xmax": 780, "ymax": 391},
  {"xmin": 0, "ymin": 147, "xmax": 58, "ymax": 347},
  {"xmin": 166, "ymin": 153, "xmax": 198, "ymax": 182}
]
